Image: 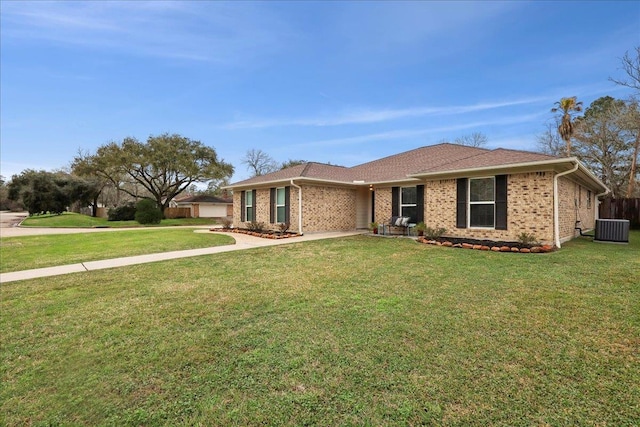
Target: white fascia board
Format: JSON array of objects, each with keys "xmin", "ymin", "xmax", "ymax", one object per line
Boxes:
[{"xmin": 408, "ymin": 158, "xmax": 577, "ymax": 179}]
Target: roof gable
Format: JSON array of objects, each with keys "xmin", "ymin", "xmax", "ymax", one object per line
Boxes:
[{"xmin": 230, "ymin": 162, "xmax": 351, "ymax": 186}]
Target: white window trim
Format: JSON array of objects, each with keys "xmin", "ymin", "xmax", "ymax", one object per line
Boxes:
[
  {"xmin": 400, "ymin": 186, "xmax": 417, "ymax": 220},
  {"xmin": 468, "ymin": 176, "xmax": 496, "ymax": 229},
  {"xmin": 275, "ymin": 187, "xmax": 286, "ymax": 223},
  {"xmin": 245, "ymin": 191, "xmax": 253, "ymax": 222}
]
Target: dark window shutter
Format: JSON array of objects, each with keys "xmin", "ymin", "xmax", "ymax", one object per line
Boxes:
[
  {"xmin": 270, "ymin": 188, "xmax": 275, "ymax": 224},
  {"xmin": 416, "ymin": 185, "xmax": 424, "ymax": 223},
  {"xmin": 456, "ymin": 178, "xmax": 467, "ymax": 229},
  {"xmin": 391, "ymin": 187, "xmax": 399, "ymax": 217},
  {"xmin": 284, "ymin": 186, "xmax": 291, "ymax": 223},
  {"xmin": 251, "ymin": 190, "xmax": 257, "ymax": 222},
  {"xmin": 495, "ymin": 175, "xmax": 508, "ymax": 230},
  {"xmin": 240, "ymin": 191, "xmax": 246, "ymax": 222}
]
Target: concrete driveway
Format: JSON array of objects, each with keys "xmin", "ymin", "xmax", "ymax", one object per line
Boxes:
[{"xmin": 0, "ymin": 211, "xmax": 366, "ymax": 282}]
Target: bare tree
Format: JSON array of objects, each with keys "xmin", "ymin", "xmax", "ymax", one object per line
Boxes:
[
  {"xmin": 609, "ymin": 46, "xmax": 640, "ymax": 92},
  {"xmin": 454, "ymin": 132, "xmax": 488, "ymax": 147},
  {"xmin": 536, "ymin": 121, "xmax": 565, "ymax": 157},
  {"xmin": 242, "ymin": 149, "xmax": 279, "ymax": 177}
]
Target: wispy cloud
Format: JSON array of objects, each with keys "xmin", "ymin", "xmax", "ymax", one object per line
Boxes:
[
  {"xmin": 333, "ymin": 2, "xmax": 521, "ymax": 56},
  {"xmin": 1, "ymin": 1, "xmax": 290, "ymax": 63},
  {"xmin": 224, "ymin": 97, "xmax": 550, "ymax": 129},
  {"xmin": 291, "ymin": 113, "xmax": 545, "ymax": 149}
]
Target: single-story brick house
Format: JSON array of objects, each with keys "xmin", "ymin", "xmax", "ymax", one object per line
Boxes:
[
  {"xmin": 172, "ymin": 195, "xmax": 233, "ymax": 218},
  {"xmin": 226, "ymin": 143, "xmax": 609, "ymax": 247}
]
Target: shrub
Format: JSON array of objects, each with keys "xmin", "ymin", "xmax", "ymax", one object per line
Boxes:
[
  {"xmin": 517, "ymin": 232, "xmax": 539, "ymax": 246},
  {"xmin": 221, "ymin": 217, "xmax": 233, "ymax": 229},
  {"xmin": 135, "ymin": 199, "xmax": 162, "ymax": 225},
  {"xmin": 108, "ymin": 203, "xmax": 137, "ymax": 221},
  {"xmin": 248, "ymin": 221, "xmax": 266, "ymax": 232},
  {"xmin": 278, "ymin": 222, "xmax": 290, "ymax": 234},
  {"xmin": 423, "ymin": 226, "xmax": 447, "ymax": 240}
]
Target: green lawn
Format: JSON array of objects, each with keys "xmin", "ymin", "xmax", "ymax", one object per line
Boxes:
[
  {"xmin": 1, "ymin": 233, "xmax": 638, "ymax": 426},
  {"xmin": 0, "ymin": 229, "xmax": 234, "ymax": 273},
  {"xmin": 19, "ymin": 212, "xmax": 217, "ymax": 228}
]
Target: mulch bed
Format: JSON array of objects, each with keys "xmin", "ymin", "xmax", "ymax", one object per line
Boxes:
[
  {"xmin": 211, "ymin": 228, "xmax": 300, "ymax": 239},
  {"xmin": 417, "ymin": 236, "xmax": 555, "ymax": 253}
]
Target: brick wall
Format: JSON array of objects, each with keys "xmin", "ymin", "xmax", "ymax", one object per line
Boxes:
[
  {"xmin": 373, "ymin": 187, "xmax": 393, "ymax": 225},
  {"xmin": 232, "ymin": 172, "xmax": 598, "ymax": 244},
  {"xmin": 558, "ymin": 176, "xmax": 595, "ymax": 243},
  {"xmin": 300, "ymin": 184, "xmax": 356, "ymax": 232},
  {"xmin": 375, "ymin": 173, "xmax": 556, "ymax": 244},
  {"xmin": 233, "ymin": 184, "xmax": 356, "ymax": 233}
]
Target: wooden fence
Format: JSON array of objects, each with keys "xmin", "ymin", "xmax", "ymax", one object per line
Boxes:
[
  {"xmin": 599, "ymin": 198, "xmax": 640, "ymax": 228},
  {"xmin": 164, "ymin": 207, "xmax": 191, "ymax": 219}
]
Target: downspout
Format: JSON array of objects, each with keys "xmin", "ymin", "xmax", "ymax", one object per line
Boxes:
[
  {"xmin": 290, "ymin": 179, "xmax": 303, "ymax": 235},
  {"xmin": 553, "ymin": 161, "xmax": 579, "ymax": 248},
  {"xmin": 594, "ymin": 188, "xmax": 610, "ymax": 222}
]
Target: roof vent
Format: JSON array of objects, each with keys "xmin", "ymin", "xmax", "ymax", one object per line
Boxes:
[{"xmin": 594, "ymin": 219, "xmax": 630, "ymax": 244}]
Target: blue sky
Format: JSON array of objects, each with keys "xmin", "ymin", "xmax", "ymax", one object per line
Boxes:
[{"xmin": 1, "ymin": 1, "xmax": 638, "ymax": 183}]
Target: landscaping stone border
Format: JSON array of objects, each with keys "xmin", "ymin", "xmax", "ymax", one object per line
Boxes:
[
  {"xmin": 211, "ymin": 228, "xmax": 300, "ymax": 240},
  {"xmin": 416, "ymin": 237, "xmax": 555, "ymax": 253}
]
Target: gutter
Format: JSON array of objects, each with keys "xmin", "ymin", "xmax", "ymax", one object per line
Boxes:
[
  {"xmin": 290, "ymin": 179, "xmax": 303, "ymax": 235},
  {"xmin": 553, "ymin": 161, "xmax": 579, "ymax": 248}
]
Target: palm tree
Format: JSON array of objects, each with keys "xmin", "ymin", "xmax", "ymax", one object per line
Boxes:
[{"xmin": 551, "ymin": 97, "xmax": 583, "ymax": 157}]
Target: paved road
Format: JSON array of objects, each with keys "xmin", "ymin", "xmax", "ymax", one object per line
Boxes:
[{"xmin": 0, "ymin": 211, "xmax": 217, "ymax": 238}]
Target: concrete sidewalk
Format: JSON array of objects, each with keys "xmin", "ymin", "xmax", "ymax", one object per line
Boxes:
[{"xmin": 0, "ymin": 231, "xmax": 365, "ymax": 283}]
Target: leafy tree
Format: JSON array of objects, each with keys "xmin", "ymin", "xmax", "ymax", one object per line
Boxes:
[
  {"xmin": 8, "ymin": 170, "xmax": 74, "ymax": 215},
  {"xmin": 242, "ymin": 149, "xmax": 280, "ymax": 177},
  {"xmin": 609, "ymin": 47, "xmax": 640, "ymax": 197},
  {"xmin": 204, "ymin": 177, "xmax": 231, "ymax": 197},
  {"xmin": 619, "ymin": 98, "xmax": 640, "ymax": 196},
  {"xmin": 82, "ymin": 133, "xmax": 233, "ymax": 215},
  {"xmin": 552, "ymin": 96, "xmax": 583, "ymax": 157},
  {"xmin": 454, "ymin": 132, "xmax": 488, "ymax": 148},
  {"xmin": 573, "ymin": 97, "xmax": 636, "ymax": 198},
  {"xmin": 135, "ymin": 199, "xmax": 162, "ymax": 224},
  {"xmin": 0, "ymin": 175, "xmax": 13, "ymax": 210},
  {"xmin": 70, "ymin": 149, "xmax": 118, "ymax": 216}
]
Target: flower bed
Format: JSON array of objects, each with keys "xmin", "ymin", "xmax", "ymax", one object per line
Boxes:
[
  {"xmin": 417, "ymin": 236, "xmax": 555, "ymax": 253},
  {"xmin": 211, "ymin": 227, "xmax": 300, "ymax": 239}
]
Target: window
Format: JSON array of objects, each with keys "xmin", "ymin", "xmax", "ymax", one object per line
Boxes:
[
  {"xmin": 469, "ymin": 177, "xmax": 495, "ymax": 228},
  {"xmin": 401, "ymin": 187, "xmax": 417, "ymax": 223},
  {"xmin": 276, "ymin": 187, "xmax": 286, "ymax": 223},
  {"xmin": 245, "ymin": 190, "xmax": 254, "ymax": 222},
  {"xmin": 587, "ymin": 190, "xmax": 592, "ymax": 209}
]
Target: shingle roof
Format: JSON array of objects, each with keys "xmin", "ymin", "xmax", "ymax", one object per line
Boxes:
[
  {"xmin": 228, "ymin": 143, "xmax": 562, "ymax": 187},
  {"xmin": 230, "ymin": 162, "xmax": 353, "ymax": 186},
  {"xmin": 176, "ymin": 195, "xmax": 232, "ymax": 204},
  {"xmin": 349, "ymin": 143, "xmax": 490, "ymax": 182},
  {"xmin": 414, "ymin": 147, "xmax": 558, "ymax": 175}
]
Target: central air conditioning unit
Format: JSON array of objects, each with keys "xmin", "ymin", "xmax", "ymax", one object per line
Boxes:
[{"xmin": 594, "ymin": 219, "xmax": 630, "ymax": 243}]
